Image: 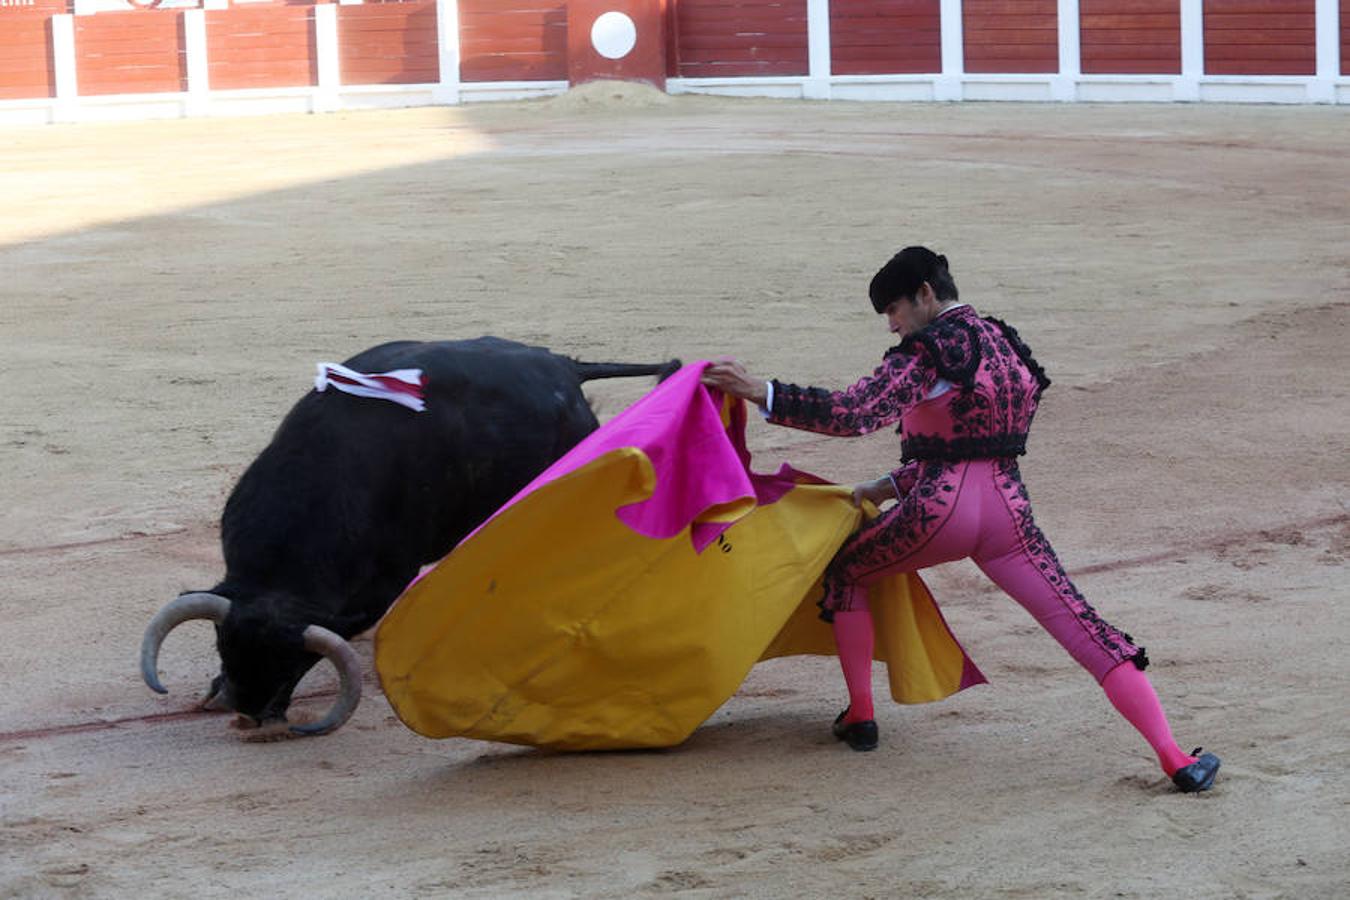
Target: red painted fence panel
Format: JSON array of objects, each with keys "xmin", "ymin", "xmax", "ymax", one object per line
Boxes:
[
  {"xmin": 206, "ymin": 6, "xmax": 316, "ymax": 90},
  {"xmin": 0, "ymin": 11, "xmax": 57, "ymax": 100},
  {"xmin": 458, "ymin": 0, "xmax": 567, "ymax": 82},
  {"xmin": 339, "ymin": 0, "xmax": 439, "ymax": 85},
  {"xmin": 75, "ymin": 10, "xmax": 185, "ymax": 96},
  {"xmin": 1080, "ymin": 0, "xmax": 1180, "ymax": 75},
  {"xmin": 963, "ymin": 0, "xmax": 1059, "ymax": 74},
  {"xmin": 3, "ymin": 0, "xmax": 1342, "ymax": 106},
  {"xmin": 1340, "ymin": 1, "xmax": 1349, "ymax": 75},
  {"xmin": 829, "ymin": 0, "xmax": 941, "ymax": 75},
  {"xmin": 1203, "ymin": 0, "xmax": 1315, "ymax": 76},
  {"xmin": 672, "ymin": 0, "xmax": 808, "ymax": 78}
]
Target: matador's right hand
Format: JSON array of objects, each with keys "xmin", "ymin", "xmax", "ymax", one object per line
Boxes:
[
  {"xmin": 700, "ymin": 359, "xmax": 768, "ymax": 406},
  {"xmin": 851, "ymin": 477, "xmax": 898, "ymax": 508}
]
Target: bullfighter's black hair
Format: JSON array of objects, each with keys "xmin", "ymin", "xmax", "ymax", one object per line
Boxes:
[{"xmin": 869, "ymin": 246, "xmax": 959, "ymax": 312}]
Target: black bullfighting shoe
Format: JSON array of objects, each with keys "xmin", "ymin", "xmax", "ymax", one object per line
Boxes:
[
  {"xmin": 1171, "ymin": 748, "xmax": 1221, "ymax": 793},
  {"xmin": 832, "ymin": 708, "xmax": 879, "ymax": 752}
]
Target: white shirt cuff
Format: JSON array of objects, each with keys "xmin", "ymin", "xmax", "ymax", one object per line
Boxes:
[{"xmin": 759, "ymin": 380, "xmax": 774, "ymax": 419}]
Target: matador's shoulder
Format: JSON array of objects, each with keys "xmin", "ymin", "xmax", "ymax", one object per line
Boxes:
[
  {"xmin": 983, "ymin": 314, "xmax": 1052, "ymax": 396},
  {"xmin": 886, "ymin": 309, "xmax": 982, "ymax": 386}
]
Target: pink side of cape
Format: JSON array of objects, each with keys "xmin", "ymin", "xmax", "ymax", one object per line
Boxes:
[{"xmin": 464, "ymin": 362, "xmax": 758, "ymax": 553}]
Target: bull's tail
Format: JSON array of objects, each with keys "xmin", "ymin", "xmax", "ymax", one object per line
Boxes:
[{"xmin": 573, "ymin": 358, "xmax": 682, "ymax": 384}]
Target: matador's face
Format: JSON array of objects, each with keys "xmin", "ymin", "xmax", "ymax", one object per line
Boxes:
[{"xmin": 883, "ymin": 282, "xmax": 940, "ymax": 338}]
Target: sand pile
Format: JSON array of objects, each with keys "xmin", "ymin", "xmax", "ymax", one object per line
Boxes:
[{"xmin": 544, "ymin": 79, "xmax": 675, "ymax": 112}]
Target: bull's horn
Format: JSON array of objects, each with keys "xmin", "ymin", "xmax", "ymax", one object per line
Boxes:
[
  {"xmin": 140, "ymin": 592, "xmax": 232, "ymax": 694},
  {"xmin": 290, "ymin": 625, "xmax": 362, "ymax": 736}
]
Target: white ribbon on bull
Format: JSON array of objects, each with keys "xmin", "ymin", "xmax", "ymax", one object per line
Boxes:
[{"xmin": 314, "ymin": 362, "xmax": 428, "ymax": 412}]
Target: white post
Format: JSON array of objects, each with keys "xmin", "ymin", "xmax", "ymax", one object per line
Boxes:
[
  {"xmin": 1053, "ymin": 0, "xmax": 1080, "ymax": 100},
  {"xmin": 50, "ymin": 13, "xmax": 78, "ymax": 123},
  {"xmin": 433, "ymin": 0, "xmax": 461, "ymax": 104},
  {"xmin": 804, "ymin": 0, "xmax": 831, "ymax": 99},
  {"xmin": 1177, "ymin": 0, "xmax": 1203, "ymax": 100},
  {"xmin": 314, "ymin": 3, "xmax": 341, "ymax": 112},
  {"xmin": 183, "ymin": 8, "xmax": 210, "ymax": 117},
  {"xmin": 1310, "ymin": 0, "xmax": 1340, "ymax": 102},
  {"xmin": 937, "ymin": 0, "xmax": 964, "ymax": 100}
]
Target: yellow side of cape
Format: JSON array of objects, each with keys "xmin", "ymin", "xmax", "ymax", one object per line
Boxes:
[{"xmin": 375, "ymin": 447, "xmax": 972, "ymax": 751}]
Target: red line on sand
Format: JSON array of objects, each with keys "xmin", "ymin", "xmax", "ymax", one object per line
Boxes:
[
  {"xmin": 0, "ymin": 687, "xmax": 344, "ymax": 744},
  {"xmin": 1, "ymin": 514, "xmax": 1344, "ymax": 744},
  {"xmin": 0, "ymin": 707, "xmax": 227, "ymax": 742}
]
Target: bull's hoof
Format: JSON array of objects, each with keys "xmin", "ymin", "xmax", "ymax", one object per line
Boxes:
[{"xmin": 198, "ymin": 675, "xmax": 235, "ymax": 712}]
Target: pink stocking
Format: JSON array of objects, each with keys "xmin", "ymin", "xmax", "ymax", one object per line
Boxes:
[
  {"xmin": 1101, "ymin": 662, "xmax": 1197, "ymax": 776},
  {"xmin": 831, "ymin": 598, "xmax": 875, "ymax": 724}
]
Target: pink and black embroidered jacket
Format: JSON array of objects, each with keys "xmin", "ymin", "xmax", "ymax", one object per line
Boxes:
[{"xmin": 766, "ymin": 305, "xmax": 1052, "ymax": 484}]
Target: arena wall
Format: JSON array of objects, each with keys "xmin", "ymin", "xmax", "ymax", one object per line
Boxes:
[
  {"xmin": 205, "ymin": 5, "xmax": 317, "ymax": 91},
  {"xmin": 1204, "ymin": 0, "xmax": 1316, "ymax": 76},
  {"xmin": 1080, "ymin": 0, "xmax": 1181, "ymax": 76},
  {"xmin": 828, "ymin": 0, "xmax": 941, "ymax": 77},
  {"xmin": 0, "ymin": 0, "xmax": 1345, "ymax": 124},
  {"xmin": 0, "ymin": 9, "xmax": 58, "ymax": 101},
  {"xmin": 670, "ymin": 0, "xmax": 809, "ymax": 78},
  {"xmin": 457, "ymin": 0, "xmax": 566, "ymax": 83}
]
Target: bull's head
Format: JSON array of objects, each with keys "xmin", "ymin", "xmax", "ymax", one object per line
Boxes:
[{"xmin": 140, "ymin": 592, "xmax": 363, "ymax": 736}]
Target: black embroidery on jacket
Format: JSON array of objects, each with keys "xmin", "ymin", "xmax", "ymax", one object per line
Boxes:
[
  {"xmin": 986, "ymin": 316, "xmax": 1051, "ymax": 398},
  {"xmin": 900, "ymin": 433, "xmax": 1028, "ymax": 463}
]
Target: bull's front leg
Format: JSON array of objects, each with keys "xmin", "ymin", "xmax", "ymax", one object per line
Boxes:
[{"xmin": 198, "ymin": 672, "xmax": 236, "ymax": 711}]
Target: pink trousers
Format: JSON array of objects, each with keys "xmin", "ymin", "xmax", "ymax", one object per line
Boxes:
[{"xmin": 821, "ymin": 459, "xmax": 1145, "ymax": 683}]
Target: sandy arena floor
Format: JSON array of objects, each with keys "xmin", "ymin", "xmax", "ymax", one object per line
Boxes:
[{"xmin": 1, "ymin": 91, "xmax": 1347, "ymax": 898}]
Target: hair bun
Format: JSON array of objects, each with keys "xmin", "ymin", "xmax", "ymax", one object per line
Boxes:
[{"xmin": 936, "ymin": 254, "xmax": 948, "ymax": 268}]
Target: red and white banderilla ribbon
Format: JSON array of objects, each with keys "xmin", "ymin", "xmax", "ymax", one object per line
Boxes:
[{"xmin": 314, "ymin": 362, "xmax": 427, "ymax": 412}]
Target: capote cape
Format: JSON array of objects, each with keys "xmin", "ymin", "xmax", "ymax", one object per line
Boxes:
[{"xmin": 375, "ymin": 363, "xmax": 984, "ymax": 750}]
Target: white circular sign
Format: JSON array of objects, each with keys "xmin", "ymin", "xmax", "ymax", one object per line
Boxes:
[{"xmin": 591, "ymin": 11, "xmax": 638, "ymax": 61}]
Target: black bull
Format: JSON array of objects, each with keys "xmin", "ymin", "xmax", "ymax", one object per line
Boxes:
[{"xmin": 141, "ymin": 337, "xmax": 680, "ymax": 735}]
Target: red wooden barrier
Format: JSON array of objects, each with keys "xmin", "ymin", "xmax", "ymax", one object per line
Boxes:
[
  {"xmin": 2, "ymin": 0, "xmax": 1343, "ymax": 109},
  {"xmin": 206, "ymin": 6, "xmax": 316, "ymax": 90},
  {"xmin": 0, "ymin": 11, "xmax": 57, "ymax": 100},
  {"xmin": 568, "ymin": 0, "xmax": 669, "ymax": 88},
  {"xmin": 339, "ymin": 0, "xmax": 439, "ymax": 85},
  {"xmin": 75, "ymin": 9, "xmax": 185, "ymax": 95},
  {"xmin": 1341, "ymin": 1, "xmax": 1348, "ymax": 76},
  {"xmin": 1203, "ymin": 0, "xmax": 1315, "ymax": 76},
  {"xmin": 1080, "ymin": 0, "xmax": 1180, "ymax": 75},
  {"xmin": 829, "ymin": 0, "xmax": 941, "ymax": 75},
  {"xmin": 671, "ymin": 0, "xmax": 809, "ymax": 78},
  {"xmin": 458, "ymin": 0, "xmax": 567, "ymax": 82},
  {"xmin": 963, "ymin": 0, "xmax": 1059, "ymax": 74}
]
